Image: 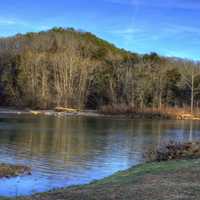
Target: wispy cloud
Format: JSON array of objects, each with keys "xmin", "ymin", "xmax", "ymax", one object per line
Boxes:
[
  {"xmin": 0, "ymin": 18, "xmax": 18, "ymax": 25},
  {"xmin": 105, "ymin": 0, "xmax": 200, "ymax": 10},
  {"xmin": 106, "ymin": 22, "xmax": 200, "ymax": 44},
  {"xmin": 165, "ymin": 24, "xmax": 200, "ymax": 35},
  {"xmin": 0, "ymin": 17, "xmax": 50, "ymax": 32},
  {"xmin": 0, "ymin": 17, "xmax": 30, "ymax": 27},
  {"xmin": 105, "ymin": 21, "xmax": 200, "ymax": 56},
  {"xmin": 106, "ymin": 26, "xmax": 153, "ymax": 49},
  {"xmin": 107, "ymin": 27, "xmax": 141, "ymax": 35}
]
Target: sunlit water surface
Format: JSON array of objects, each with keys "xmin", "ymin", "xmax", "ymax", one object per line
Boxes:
[{"xmin": 0, "ymin": 114, "xmax": 199, "ymax": 196}]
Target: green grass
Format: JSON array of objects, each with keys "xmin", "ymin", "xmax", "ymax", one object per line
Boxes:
[
  {"xmin": 2, "ymin": 159, "xmax": 200, "ymax": 200},
  {"xmin": 84, "ymin": 159, "xmax": 200, "ymax": 185}
]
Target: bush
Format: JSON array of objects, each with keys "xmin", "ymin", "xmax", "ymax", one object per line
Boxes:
[{"xmin": 155, "ymin": 141, "xmax": 200, "ymax": 161}]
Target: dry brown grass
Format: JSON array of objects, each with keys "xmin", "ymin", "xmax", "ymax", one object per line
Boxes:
[
  {"xmin": 99, "ymin": 104, "xmax": 200, "ymax": 120},
  {"xmin": 99, "ymin": 104, "xmax": 173, "ymax": 119},
  {"xmin": 0, "ymin": 163, "xmax": 31, "ymax": 178}
]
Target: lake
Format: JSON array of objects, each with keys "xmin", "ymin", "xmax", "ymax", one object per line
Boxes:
[{"xmin": 0, "ymin": 114, "xmax": 199, "ymax": 196}]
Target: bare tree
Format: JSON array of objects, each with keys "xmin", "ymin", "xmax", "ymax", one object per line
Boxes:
[{"xmin": 180, "ymin": 61, "xmax": 200, "ymax": 114}]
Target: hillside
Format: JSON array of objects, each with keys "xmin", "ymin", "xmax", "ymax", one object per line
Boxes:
[{"xmin": 0, "ymin": 27, "xmax": 199, "ymax": 111}]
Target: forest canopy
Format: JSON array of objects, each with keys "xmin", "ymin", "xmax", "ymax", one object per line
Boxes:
[{"xmin": 0, "ymin": 27, "xmax": 199, "ymax": 112}]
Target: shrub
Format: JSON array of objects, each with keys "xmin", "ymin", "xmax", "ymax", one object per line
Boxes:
[{"xmin": 155, "ymin": 141, "xmax": 200, "ymax": 161}]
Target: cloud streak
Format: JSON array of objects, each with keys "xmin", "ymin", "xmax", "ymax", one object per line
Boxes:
[
  {"xmin": 165, "ymin": 24, "xmax": 200, "ymax": 35},
  {"xmin": 0, "ymin": 17, "xmax": 50, "ymax": 33},
  {"xmin": 107, "ymin": 27, "xmax": 141, "ymax": 35},
  {"xmin": 105, "ymin": 0, "xmax": 200, "ymax": 10},
  {"xmin": 0, "ymin": 18, "xmax": 17, "ymax": 25}
]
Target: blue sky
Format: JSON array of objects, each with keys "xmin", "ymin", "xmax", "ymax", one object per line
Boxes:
[{"xmin": 0, "ymin": 0, "xmax": 200, "ymax": 60}]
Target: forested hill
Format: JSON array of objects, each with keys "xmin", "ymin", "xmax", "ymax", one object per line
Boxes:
[{"xmin": 0, "ymin": 27, "xmax": 199, "ymax": 111}]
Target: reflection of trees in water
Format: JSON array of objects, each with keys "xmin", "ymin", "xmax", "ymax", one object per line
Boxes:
[
  {"xmin": 189, "ymin": 121, "xmax": 193, "ymax": 141},
  {"xmin": 4, "ymin": 117, "xmax": 104, "ymax": 158},
  {"xmin": 1, "ymin": 117, "xmax": 200, "ymax": 171},
  {"xmin": 0, "ymin": 117, "xmax": 156, "ymax": 168}
]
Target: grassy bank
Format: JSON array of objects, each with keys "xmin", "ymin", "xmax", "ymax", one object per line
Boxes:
[{"xmin": 11, "ymin": 158, "xmax": 200, "ymax": 200}]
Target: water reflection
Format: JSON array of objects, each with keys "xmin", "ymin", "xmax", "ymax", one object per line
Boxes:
[{"xmin": 0, "ymin": 115, "xmax": 200, "ymax": 196}]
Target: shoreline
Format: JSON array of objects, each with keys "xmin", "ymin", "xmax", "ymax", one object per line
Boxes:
[
  {"xmin": 1, "ymin": 107, "xmax": 200, "ymax": 121},
  {"xmin": 0, "ymin": 107, "xmax": 107, "ymax": 118},
  {"xmin": 3, "ymin": 158, "xmax": 200, "ymax": 200},
  {"xmin": 0, "ymin": 107, "xmax": 169, "ymax": 119}
]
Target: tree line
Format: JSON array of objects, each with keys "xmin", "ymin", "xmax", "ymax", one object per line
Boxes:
[{"xmin": 0, "ymin": 27, "xmax": 199, "ymax": 113}]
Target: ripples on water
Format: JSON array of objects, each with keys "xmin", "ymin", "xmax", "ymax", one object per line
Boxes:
[{"xmin": 0, "ymin": 115, "xmax": 199, "ymax": 196}]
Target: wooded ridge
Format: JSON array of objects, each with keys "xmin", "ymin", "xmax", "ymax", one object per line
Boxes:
[{"xmin": 0, "ymin": 27, "xmax": 199, "ymax": 112}]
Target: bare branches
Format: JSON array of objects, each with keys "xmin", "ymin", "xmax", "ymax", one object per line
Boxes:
[{"xmin": 0, "ymin": 28, "xmax": 199, "ymax": 112}]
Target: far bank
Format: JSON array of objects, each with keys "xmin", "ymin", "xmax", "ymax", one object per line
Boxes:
[{"xmin": 1, "ymin": 106, "xmax": 200, "ymax": 121}]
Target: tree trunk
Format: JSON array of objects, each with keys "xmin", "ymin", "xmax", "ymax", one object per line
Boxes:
[{"xmin": 191, "ymin": 73, "xmax": 194, "ymax": 114}]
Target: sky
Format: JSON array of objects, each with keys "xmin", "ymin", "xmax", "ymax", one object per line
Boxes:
[{"xmin": 0, "ymin": 0, "xmax": 200, "ymax": 60}]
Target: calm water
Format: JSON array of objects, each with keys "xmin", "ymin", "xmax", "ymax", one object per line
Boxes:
[{"xmin": 0, "ymin": 115, "xmax": 199, "ymax": 196}]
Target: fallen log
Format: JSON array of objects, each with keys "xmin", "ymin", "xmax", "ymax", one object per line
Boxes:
[{"xmin": 54, "ymin": 107, "xmax": 79, "ymax": 113}]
